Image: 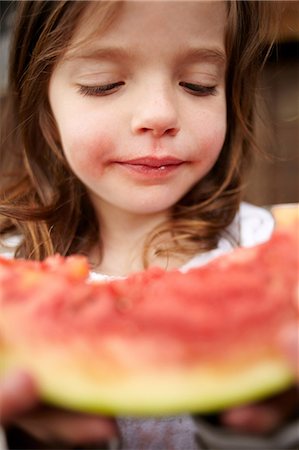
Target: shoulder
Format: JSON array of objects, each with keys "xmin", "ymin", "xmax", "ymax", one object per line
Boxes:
[
  {"xmin": 181, "ymin": 202, "xmax": 274, "ymax": 271},
  {"xmin": 227, "ymin": 201, "xmax": 275, "ymax": 247},
  {"xmin": 0, "ymin": 234, "xmax": 22, "ymax": 259}
]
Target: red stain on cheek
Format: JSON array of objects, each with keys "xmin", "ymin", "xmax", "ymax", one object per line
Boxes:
[{"xmin": 65, "ymin": 132, "xmax": 116, "ymax": 178}]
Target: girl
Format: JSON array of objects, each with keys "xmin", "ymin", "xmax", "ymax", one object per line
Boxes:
[{"xmin": 0, "ymin": 1, "xmax": 297, "ymax": 449}]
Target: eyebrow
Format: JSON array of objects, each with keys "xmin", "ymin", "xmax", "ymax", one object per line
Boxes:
[
  {"xmin": 180, "ymin": 47, "xmax": 226, "ymax": 66},
  {"xmin": 65, "ymin": 45, "xmax": 226, "ymax": 67},
  {"xmin": 65, "ymin": 46, "xmax": 134, "ymax": 63}
]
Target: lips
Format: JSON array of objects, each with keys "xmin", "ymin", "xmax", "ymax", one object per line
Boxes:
[
  {"xmin": 120, "ymin": 157, "xmax": 184, "ymax": 168},
  {"xmin": 113, "ymin": 156, "xmax": 185, "ymax": 178}
]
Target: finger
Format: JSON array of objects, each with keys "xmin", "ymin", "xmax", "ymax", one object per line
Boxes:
[
  {"xmin": 221, "ymin": 387, "xmax": 298, "ymax": 434},
  {"xmin": 14, "ymin": 408, "xmax": 119, "ymax": 446},
  {"xmin": 221, "ymin": 404, "xmax": 283, "ymax": 434},
  {"xmin": 0, "ymin": 371, "xmax": 39, "ymax": 424}
]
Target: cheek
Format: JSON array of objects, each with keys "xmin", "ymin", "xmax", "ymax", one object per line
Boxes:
[
  {"xmin": 194, "ymin": 111, "xmax": 227, "ymax": 165},
  {"xmin": 60, "ymin": 123, "xmax": 116, "ymax": 178},
  {"xmin": 209, "ymin": 123, "xmax": 226, "ymax": 158}
]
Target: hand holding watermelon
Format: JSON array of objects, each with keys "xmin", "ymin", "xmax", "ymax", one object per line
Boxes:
[
  {"xmin": 221, "ymin": 386, "xmax": 298, "ymax": 435},
  {"xmin": 0, "ymin": 354, "xmax": 297, "ymax": 448},
  {"xmin": 0, "ymin": 370, "xmax": 38, "ymax": 425},
  {"xmin": 0, "ymin": 370, "xmax": 119, "ymax": 448}
]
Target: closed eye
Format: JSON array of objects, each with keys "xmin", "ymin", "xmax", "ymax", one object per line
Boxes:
[
  {"xmin": 77, "ymin": 82, "xmax": 125, "ymax": 97},
  {"xmin": 179, "ymin": 82, "xmax": 217, "ymax": 96}
]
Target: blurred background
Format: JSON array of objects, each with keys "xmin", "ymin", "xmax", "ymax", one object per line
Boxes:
[
  {"xmin": 245, "ymin": 1, "xmax": 299, "ymax": 206},
  {"xmin": 0, "ymin": 1, "xmax": 298, "ymax": 207}
]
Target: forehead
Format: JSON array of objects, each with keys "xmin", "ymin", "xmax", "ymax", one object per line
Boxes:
[{"xmin": 66, "ymin": 1, "xmax": 227, "ymax": 60}]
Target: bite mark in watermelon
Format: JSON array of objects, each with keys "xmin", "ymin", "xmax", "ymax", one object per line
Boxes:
[{"xmin": 0, "ymin": 213, "xmax": 298, "ymax": 416}]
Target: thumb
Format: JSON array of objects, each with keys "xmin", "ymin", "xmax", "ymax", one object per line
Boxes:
[{"xmin": 0, "ymin": 370, "xmax": 39, "ymax": 424}]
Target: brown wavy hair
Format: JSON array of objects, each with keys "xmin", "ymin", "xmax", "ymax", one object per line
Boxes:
[{"xmin": 0, "ymin": 1, "xmax": 278, "ymax": 264}]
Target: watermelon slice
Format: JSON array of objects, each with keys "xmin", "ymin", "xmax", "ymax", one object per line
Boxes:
[{"xmin": 0, "ymin": 209, "xmax": 298, "ymax": 416}]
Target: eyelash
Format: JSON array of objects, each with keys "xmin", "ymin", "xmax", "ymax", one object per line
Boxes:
[
  {"xmin": 179, "ymin": 82, "xmax": 217, "ymax": 97},
  {"xmin": 78, "ymin": 82, "xmax": 125, "ymax": 96},
  {"xmin": 77, "ymin": 82, "xmax": 217, "ymax": 97}
]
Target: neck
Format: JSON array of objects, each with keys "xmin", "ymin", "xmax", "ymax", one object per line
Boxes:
[{"xmin": 89, "ymin": 201, "xmax": 181, "ymax": 276}]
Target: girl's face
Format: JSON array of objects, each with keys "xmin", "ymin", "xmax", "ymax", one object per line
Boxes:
[{"xmin": 49, "ymin": 1, "xmax": 227, "ymax": 219}]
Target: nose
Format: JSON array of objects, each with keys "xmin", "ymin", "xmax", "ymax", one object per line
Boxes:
[{"xmin": 131, "ymin": 84, "xmax": 180, "ymax": 138}]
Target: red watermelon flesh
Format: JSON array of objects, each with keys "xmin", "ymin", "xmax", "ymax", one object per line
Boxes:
[{"xmin": 0, "ymin": 227, "xmax": 298, "ymax": 416}]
